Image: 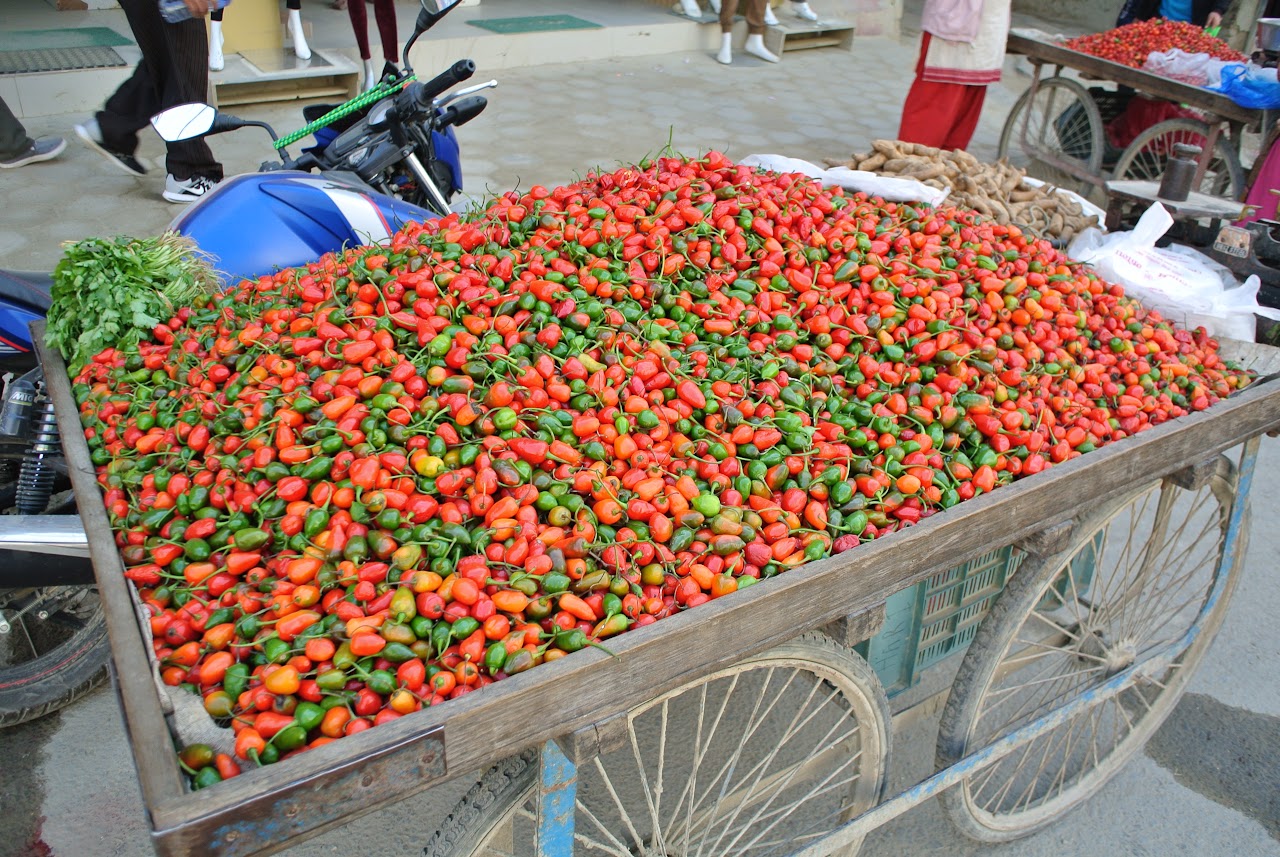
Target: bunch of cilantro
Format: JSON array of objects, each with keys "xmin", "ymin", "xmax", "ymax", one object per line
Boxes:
[{"xmin": 45, "ymin": 233, "xmax": 219, "ymax": 372}]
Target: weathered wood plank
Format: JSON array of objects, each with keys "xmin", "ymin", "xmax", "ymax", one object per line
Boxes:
[
  {"xmin": 1006, "ymin": 31, "xmax": 1257, "ymax": 125},
  {"xmin": 43, "ymin": 312, "xmax": 1280, "ymax": 857},
  {"xmin": 33, "ymin": 323, "xmax": 188, "ymax": 809}
]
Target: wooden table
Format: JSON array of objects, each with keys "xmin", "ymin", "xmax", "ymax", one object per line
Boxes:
[{"xmin": 1103, "ymin": 178, "xmax": 1249, "ymax": 231}]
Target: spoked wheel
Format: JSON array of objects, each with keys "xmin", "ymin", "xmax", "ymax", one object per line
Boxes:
[
  {"xmin": 1111, "ymin": 118, "xmax": 1245, "ymax": 200},
  {"xmin": 997, "ymin": 77, "xmax": 1103, "ymax": 193},
  {"xmin": 425, "ymin": 633, "xmax": 891, "ymax": 857},
  {"xmin": 935, "ymin": 458, "xmax": 1243, "ymax": 842}
]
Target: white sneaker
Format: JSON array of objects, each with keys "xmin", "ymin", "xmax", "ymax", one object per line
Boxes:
[
  {"xmin": 744, "ymin": 33, "xmax": 779, "ymax": 62},
  {"xmin": 163, "ymin": 174, "xmax": 219, "ymax": 204},
  {"xmin": 708, "ymin": 0, "xmax": 720, "ymax": 11},
  {"xmin": 792, "ymin": 1, "xmax": 818, "ymax": 21},
  {"xmin": 678, "ymin": 0, "xmax": 702, "ymax": 17},
  {"xmin": 763, "ymin": 4, "xmax": 779, "ymax": 26}
]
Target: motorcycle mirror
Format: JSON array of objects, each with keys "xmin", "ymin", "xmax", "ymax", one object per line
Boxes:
[
  {"xmin": 150, "ymin": 102, "xmax": 218, "ymax": 142},
  {"xmin": 420, "ymin": 0, "xmax": 460, "ymax": 12}
]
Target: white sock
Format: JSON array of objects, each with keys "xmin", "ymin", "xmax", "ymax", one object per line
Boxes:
[
  {"xmin": 792, "ymin": 1, "xmax": 818, "ymax": 20},
  {"xmin": 708, "ymin": 0, "xmax": 721, "ymax": 11},
  {"xmin": 287, "ymin": 8, "xmax": 311, "ymax": 60},
  {"xmin": 716, "ymin": 32, "xmax": 732, "ymax": 64},
  {"xmin": 744, "ymin": 33, "xmax": 779, "ymax": 61},
  {"xmin": 363, "ymin": 58, "xmax": 377, "ymax": 91},
  {"xmin": 678, "ymin": 0, "xmax": 702, "ymax": 17},
  {"xmin": 763, "ymin": 3, "xmax": 779, "ymax": 25},
  {"xmin": 209, "ymin": 20, "xmax": 224, "ymax": 71}
]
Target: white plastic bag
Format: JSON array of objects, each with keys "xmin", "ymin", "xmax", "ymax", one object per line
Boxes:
[
  {"xmin": 1141, "ymin": 49, "xmax": 1229, "ymax": 87},
  {"xmin": 740, "ymin": 154, "xmax": 950, "ymax": 206},
  {"xmin": 1067, "ymin": 202, "xmax": 1280, "ymax": 341},
  {"xmin": 738, "ymin": 154, "xmax": 828, "ymax": 181},
  {"xmin": 821, "ymin": 168, "xmax": 950, "ymax": 206}
]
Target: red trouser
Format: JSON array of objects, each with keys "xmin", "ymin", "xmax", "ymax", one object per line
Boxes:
[
  {"xmin": 897, "ymin": 33, "xmax": 988, "ymax": 151},
  {"xmin": 348, "ymin": 0, "xmax": 399, "ymax": 63}
]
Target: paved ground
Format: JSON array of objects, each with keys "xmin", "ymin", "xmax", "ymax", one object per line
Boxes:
[{"xmin": 0, "ymin": 19, "xmax": 1278, "ymax": 857}]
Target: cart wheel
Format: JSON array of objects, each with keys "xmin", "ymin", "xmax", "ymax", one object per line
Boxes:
[
  {"xmin": 935, "ymin": 459, "xmax": 1243, "ymax": 842},
  {"xmin": 997, "ymin": 77, "xmax": 1103, "ymax": 190},
  {"xmin": 1111, "ymin": 118, "xmax": 1245, "ymax": 200},
  {"xmin": 425, "ymin": 632, "xmax": 891, "ymax": 857}
]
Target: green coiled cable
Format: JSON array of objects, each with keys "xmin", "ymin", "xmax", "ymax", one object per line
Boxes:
[{"xmin": 273, "ymin": 75, "xmax": 416, "ymax": 150}]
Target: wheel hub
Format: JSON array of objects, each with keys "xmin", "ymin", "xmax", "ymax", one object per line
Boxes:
[{"xmin": 1075, "ymin": 624, "xmax": 1137, "ymax": 676}]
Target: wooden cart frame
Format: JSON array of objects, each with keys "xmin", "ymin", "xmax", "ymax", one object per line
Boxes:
[
  {"xmin": 1002, "ymin": 31, "xmax": 1261, "ymax": 200},
  {"xmin": 39, "ymin": 320, "xmax": 1280, "ymax": 857}
]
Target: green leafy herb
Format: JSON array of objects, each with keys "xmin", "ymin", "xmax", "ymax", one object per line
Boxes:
[{"xmin": 45, "ymin": 232, "xmax": 219, "ymax": 372}]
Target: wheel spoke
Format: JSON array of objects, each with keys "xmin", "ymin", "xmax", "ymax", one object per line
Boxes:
[
  {"xmin": 591, "ymin": 755, "xmax": 647, "ymax": 854},
  {"xmin": 709, "ymin": 695, "xmax": 860, "ymax": 855},
  {"xmin": 574, "ymin": 798, "xmax": 636, "ymax": 857}
]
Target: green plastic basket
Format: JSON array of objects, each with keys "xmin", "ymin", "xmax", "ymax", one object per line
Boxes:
[{"xmin": 858, "ymin": 547, "xmax": 1025, "ymax": 696}]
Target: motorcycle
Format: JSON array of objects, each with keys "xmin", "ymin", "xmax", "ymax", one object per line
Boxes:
[{"xmin": 0, "ymin": 0, "xmax": 485, "ymax": 727}]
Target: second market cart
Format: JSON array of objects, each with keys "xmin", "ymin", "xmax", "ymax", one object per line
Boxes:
[{"xmin": 1001, "ymin": 29, "xmax": 1261, "ymax": 201}]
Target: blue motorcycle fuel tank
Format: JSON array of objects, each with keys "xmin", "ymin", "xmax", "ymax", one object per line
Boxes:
[{"xmin": 168, "ymin": 172, "xmax": 437, "ymax": 286}]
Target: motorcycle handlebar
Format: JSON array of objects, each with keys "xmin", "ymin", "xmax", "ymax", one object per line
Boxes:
[{"xmin": 399, "ymin": 59, "xmax": 476, "ymax": 117}]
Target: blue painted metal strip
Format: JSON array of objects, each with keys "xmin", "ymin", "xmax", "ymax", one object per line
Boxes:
[{"xmin": 536, "ymin": 740, "xmax": 577, "ymax": 857}]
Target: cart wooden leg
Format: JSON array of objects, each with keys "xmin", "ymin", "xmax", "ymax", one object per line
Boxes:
[{"xmin": 536, "ymin": 740, "xmax": 577, "ymax": 857}]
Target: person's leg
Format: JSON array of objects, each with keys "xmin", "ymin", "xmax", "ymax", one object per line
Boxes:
[
  {"xmin": 0, "ymin": 96, "xmax": 33, "ymax": 159},
  {"xmin": 373, "ymin": 0, "xmax": 399, "ymax": 64},
  {"xmin": 719, "ymin": 0, "xmax": 738, "ymax": 32},
  {"xmin": 346, "ymin": 0, "xmax": 372, "ymax": 59},
  {"xmin": 941, "ymin": 85, "xmax": 987, "ymax": 151},
  {"xmin": 718, "ymin": 0, "xmax": 737, "ymax": 62},
  {"xmin": 898, "ymin": 33, "xmax": 963, "ymax": 147},
  {"xmin": 95, "ymin": 0, "xmax": 167, "ymax": 153},
  {"xmin": 209, "ymin": 5, "xmax": 224, "ymax": 71},
  {"xmin": 287, "ymin": 0, "xmax": 311, "ymax": 60},
  {"xmin": 0, "ymin": 97, "xmax": 63, "ymax": 169},
  {"xmin": 790, "ymin": 0, "xmax": 818, "ymax": 20},
  {"xmin": 158, "ymin": 12, "xmax": 222, "ymax": 182},
  {"xmin": 742, "ymin": 0, "xmax": 779, "ymax": 61}
]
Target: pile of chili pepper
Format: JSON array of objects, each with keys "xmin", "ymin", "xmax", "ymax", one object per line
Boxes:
[
  {"xmin": 72, "ymin": 151, "xmax": 1252, "ymax": 788},
  {"xmin": 1063, "ymin": 19, "xmax": 1247, "ymax": 69}
]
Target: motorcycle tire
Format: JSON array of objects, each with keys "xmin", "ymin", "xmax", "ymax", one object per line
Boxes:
[
  {"xmin": 0, "ymin": 488, "xmax": 109, "ymax": 728},
  {"xmin": 0, "ymin": 587, "xmax": 108, "ymax": 728}
]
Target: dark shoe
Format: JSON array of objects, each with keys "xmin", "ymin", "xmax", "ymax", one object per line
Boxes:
[
  {"xmin": 0, "ymin": 137, "xmax": 66, "ymax": 169},
  {"xmin": 75, "ymin": 118, "xmax": 146, "ymax": 177}
]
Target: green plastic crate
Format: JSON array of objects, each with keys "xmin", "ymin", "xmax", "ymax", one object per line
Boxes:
[{"xmin": 857, "ymin": 547, "xmax": 1025, "ymax": 696}]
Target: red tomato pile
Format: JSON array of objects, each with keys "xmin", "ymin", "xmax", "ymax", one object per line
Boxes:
[
  {"xmin": 72, "ymin": 151, "xmax": 1251, "ymax": 789},
  {"xmin": 1063, "ymin": 18, "xmax": 1247, "ymax": 69}
]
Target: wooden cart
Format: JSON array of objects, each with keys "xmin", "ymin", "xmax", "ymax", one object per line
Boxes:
[
  {"xmin": 40, "ymin": 321, "xmax": 1280, "ymax": 857},
  {"xmin": 1002, "ymin": 30, "xmax": 1261, "ymax": 202}
]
